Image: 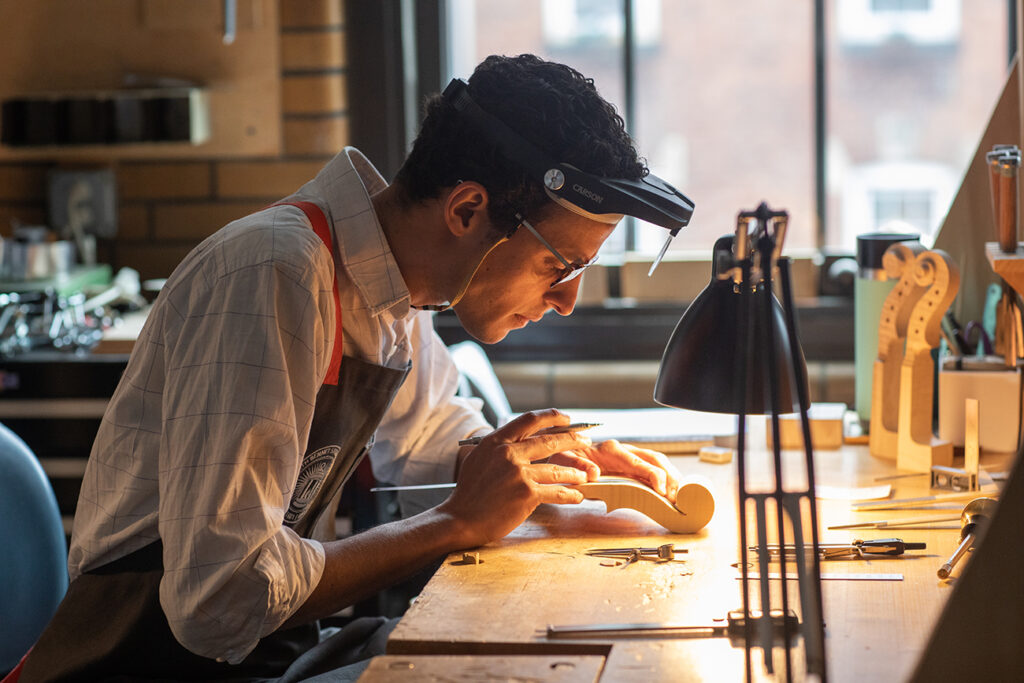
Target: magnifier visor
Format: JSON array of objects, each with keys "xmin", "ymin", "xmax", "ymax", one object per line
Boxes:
[{"xmin": 442, "ymin": 79, "xmax": 695, "ymax": 239}]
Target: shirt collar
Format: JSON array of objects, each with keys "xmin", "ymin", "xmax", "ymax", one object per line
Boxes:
[{"xmin": 301, "ymin": 147, "xmax": 411, "ymax": 318}]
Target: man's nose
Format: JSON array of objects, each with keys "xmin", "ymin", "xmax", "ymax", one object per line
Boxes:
[{"xmin": 546, "ymin": 278, "xmax": 582, "ymax": 316}]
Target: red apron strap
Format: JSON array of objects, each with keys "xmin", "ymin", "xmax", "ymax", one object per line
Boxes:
[
  {"xmin": 276, "ymin": 201, "xmax": 343, "ymax": 386},
  {"xmin": 1, "ymin": 649, "xmax": 28, "ymax": 682}
]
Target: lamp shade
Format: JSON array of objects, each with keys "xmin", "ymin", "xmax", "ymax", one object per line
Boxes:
[{"xmin": 654, "ymin": 236, "xmax": 809, "ymax": 415}]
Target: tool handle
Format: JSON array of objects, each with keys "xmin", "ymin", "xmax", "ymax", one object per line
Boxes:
[{"xmin": 858, "ymin": 538, "xmax": 926, "ymax": 555}]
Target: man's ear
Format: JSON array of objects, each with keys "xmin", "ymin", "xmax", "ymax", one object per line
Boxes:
[{"xmin": 444, "ymin": 181, "xmax": 490, "ymax": 237}]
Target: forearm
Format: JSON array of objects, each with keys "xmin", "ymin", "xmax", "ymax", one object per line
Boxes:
[
  {"xmin": 282, "ymin": 504, "xmax": 470, "ymax": 627},
  {"xmin": 287, "ymin": 411, "xmax": 596, "ymax": 629}
]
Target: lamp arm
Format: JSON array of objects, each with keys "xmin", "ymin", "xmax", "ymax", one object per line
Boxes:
[{"xmin": 777, "ymin": 256, "xmax": 829, "ymax": 679}]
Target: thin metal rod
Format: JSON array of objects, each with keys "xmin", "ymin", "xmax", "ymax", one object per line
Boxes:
[
  {"xmin": 814, "ymin": 0, "xmax": 826, "ymax": 248},
  {"xmin": 937, "ymin": 533, "xmax": 975, "ymax": 579},
  {"xmin": 828, "ymin": 515, "xmax": 959, "ymax": 530},
  {"xmin": 623, "ymin": 0, "xmax": 637, "ymax": 252},
  {"xmin": 778, "ymin": 256, "xmax": 828, "ymax": 681},
  {"xmin": 759, "ymin": 234, "xmax": 793, "ymax": 682},
  {"xmin": 735, "ymin": 255, "xmax": 754, "ymax": 683}
]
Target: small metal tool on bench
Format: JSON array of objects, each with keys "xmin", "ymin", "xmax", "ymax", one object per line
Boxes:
[
  {"xmin": 750, "ymin": 538, "xmax": 926, "ymax": 561},
  {"xmin": 585, "ymin": 543, "xmax": 687, "ymax": 564},
  {"xmin": 547, "ymin": 609, "xmax": 799, "ymax": 642},
  {"xmin": 937, "ymin": 497, "xmax": 998, "ymax": 579}
]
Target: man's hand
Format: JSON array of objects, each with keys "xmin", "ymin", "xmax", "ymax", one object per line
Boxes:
[
  {"xmin": 549, "ymin": 440, "xmax": 682, "ymax": 502},
  {"xmin": 439, "ymin": 409, "xmax": 592, "ymax": 548}
]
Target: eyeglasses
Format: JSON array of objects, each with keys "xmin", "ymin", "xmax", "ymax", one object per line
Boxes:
[{"xmin": 514, "ymin": 213, "xmax": 598, "ymax": 288}]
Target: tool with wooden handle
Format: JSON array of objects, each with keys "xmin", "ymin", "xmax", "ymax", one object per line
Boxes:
[{"xmin": 937, "ymin": 497, "xmax": 999, "ymax": 579}]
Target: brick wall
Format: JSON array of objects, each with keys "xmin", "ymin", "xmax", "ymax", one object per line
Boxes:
[{"xmin": 0, "ymin": 0, "xmax": 348, "ymax": 283}]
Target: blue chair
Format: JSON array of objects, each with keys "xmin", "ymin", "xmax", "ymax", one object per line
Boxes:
[{"xmin": 0, "ymin": 423, "xmax": 68, "ymax": 674}]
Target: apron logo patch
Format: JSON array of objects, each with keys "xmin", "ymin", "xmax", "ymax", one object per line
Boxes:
[{"xmin": 285, "ymin": 445, "xmax": 341, "ymax": 525}]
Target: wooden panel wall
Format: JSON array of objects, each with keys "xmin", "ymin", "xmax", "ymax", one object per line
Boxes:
[
  {"xmin": 0, "ymin": 0, "xmax": 282, "ymax": 160},
  {"xmin": 933, "ymin": 60, "xmax": 1019, "ymax": 324},
  {"xmin": 0, "ymin": 0, "xmax": 348, "ymax": 282}
]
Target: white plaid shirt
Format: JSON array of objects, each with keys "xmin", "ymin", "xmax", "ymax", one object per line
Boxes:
[{"xmin": 68, "ymin": 148, "xmax": 489, "ymax": 663}]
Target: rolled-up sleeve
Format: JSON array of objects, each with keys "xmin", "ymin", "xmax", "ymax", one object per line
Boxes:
[{"xmin": 155, "ymin": 219, "xmax": 334, "ymax": 663}]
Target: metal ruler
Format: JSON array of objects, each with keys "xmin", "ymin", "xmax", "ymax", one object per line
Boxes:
[{"xmin": 740, "ymin": 572, "xmax": 904, "ymax": 581}]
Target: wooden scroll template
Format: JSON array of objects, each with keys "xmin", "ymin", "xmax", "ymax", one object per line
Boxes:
[
  {"xmin": 870, "ymin": 241, "xmax": 928, "ymax": 459},
  {"xmin": 574, "ymin": 476, "xmax": 714, "ymax": 534},
  {"xmin": 896, "ymin": 249, "xmax": 960, "ymax": 472}
]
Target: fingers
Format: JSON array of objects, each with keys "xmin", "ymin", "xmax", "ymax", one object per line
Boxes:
[
  {"xmin": 495, "ymin": 409, "xmax": 570, "ymax": 443},
  {"xmin": 547, "ymin": 451, "xmax": 601, "ymax": 480},
  {"xmin": 479, "ymin": 433, "xmax": 591, "ymax": 466},
  {"xmin": 590, "ymin": 440, "xmax": 682, "ymax": 501},
  {"xmin": 625, "ymin": 444, "xmax": 682, "ymax": 500},
  {"xmin": 524, "ymin": 462, "xmax": 589, "ymax": 505},
  {"xmin": 533, "ymin": 484, "xmax": 585, "ymax": 506},
  {"xmin": 519, "ymin": 432, "xmax": 592, "ymax": 462},
  {"xmin": 528, "ymin": 462, "xmax": 588, "ymax": 486}
]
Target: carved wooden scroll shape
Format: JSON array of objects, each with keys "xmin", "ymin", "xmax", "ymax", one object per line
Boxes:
[
  {"xmin": 870, "ymin": 241, "xmax": 928, "ymax": 460},
  {"xmin": 896, "ymin": 249, "xmax": 960, "ymax": 472},
  {"xmin": 574, "ymin": 476, "xmax": 714, "ymax": 534}
]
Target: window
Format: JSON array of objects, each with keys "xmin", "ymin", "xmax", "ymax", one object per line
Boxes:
[
  {"xmin": 840, "ymin": 0, "xmax": 960, "ymax": 47},
  {"xmin": 840, "ymin": 161, "xmax": 956, "ymax": 245},
  {"xmin": 826, "ymin": 0, "xmax": 1006, "ymax": 250},
  {"xmin": 444, "ymin": 0, "xmax": 1009, "ymax": 261},
  {"xmin": 541, "ymin": 0, "xmax": 660, "ymax": 49},
  {"xmin": 874, "ymin": 189, "xmax": 933, "ymax": 232}
]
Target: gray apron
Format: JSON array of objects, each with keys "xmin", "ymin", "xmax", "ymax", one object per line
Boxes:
[{"xmin": 21, "ymin": 202, "xmax": 410, "ymax": 682}]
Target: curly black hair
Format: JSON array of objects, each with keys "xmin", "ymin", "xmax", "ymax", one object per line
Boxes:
[{"xmin": 393, "ymin": 54, "xmax": 647, "ymax": 234}]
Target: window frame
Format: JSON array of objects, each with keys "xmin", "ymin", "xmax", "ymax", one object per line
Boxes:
[{"xmin": 344, "ymin": 0, "xmax": 1018, "ymax": 362}]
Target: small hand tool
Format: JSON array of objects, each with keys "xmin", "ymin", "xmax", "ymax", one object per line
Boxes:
[
  {"xmin": 852, "ymin": 488, "xmax": 999, "ymax": 511},
  {"xmin": 829, "ymin": 515, "xmax": 958, "ymax": 530},
  {"xmin": 547, "ymin": 609, "xmax": 799, "ymax": 641},
  {"xmin": 619, "ymin": 549, "xmax": 640, "ymax": 568},
  {"xmin": 749, "ymin": 538, "xmax": 925, "ymax": 560},
  {"xmin": 458, "ymin": 422, "xmax": 601, "ymax": 447},
  {"xmin": 937, "ymin": 497, "xmax": 998, "ymax": 579},
  {"xmin": 585, "ymin": 543, "xmax": 686, "ymax": 563}
]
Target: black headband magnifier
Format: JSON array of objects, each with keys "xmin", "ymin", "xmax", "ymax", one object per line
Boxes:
[{"xmin": 442, "ymin": 79, "xmax": 695, "ymax": 275}]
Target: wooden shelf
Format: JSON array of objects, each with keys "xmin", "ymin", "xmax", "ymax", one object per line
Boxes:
[
  {"xmin": 0, "ymin": 0, "xmax": 282, "ymax": 160},
  {"xmin": 986, "ymin": 242, "xmax": 1024, "ymax": 295}
]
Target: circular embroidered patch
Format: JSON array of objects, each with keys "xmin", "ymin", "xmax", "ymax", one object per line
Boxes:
[{"xmin": 285, "ymin": 445, "xmax": 341, "ymax": 524}]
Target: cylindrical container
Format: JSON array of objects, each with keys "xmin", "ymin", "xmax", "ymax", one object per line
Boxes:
[
  {"xmin": 854, "ymin": 232, "xmax": 920, "ymax": 425},
  {"xmin": 1000, "ymin": 151, "xmax": 1020, "ymax": 253},
  {"xmin": 989, "ymin": 146, "xmax": 1022, "ymax": 253}
]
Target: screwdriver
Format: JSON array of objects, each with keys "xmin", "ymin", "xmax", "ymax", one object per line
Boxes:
[{"xmin": 937, "ymin": 497, "xmax": 998, "ymax": 579}]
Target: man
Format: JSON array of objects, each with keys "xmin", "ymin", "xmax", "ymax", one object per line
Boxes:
[{"xmin": 20, "ymin": 54, "xmax": 693, "ymax": 681}]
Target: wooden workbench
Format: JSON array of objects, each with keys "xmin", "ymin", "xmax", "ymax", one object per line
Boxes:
[{"xmin": 378, "ymin": 431, "xmax": 1010, "ymax": 682}]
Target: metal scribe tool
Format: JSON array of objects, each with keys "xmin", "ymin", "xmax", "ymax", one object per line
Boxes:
[{"xmin": 547, "ymin": 609, "xmax": 799, "ymax": 641}]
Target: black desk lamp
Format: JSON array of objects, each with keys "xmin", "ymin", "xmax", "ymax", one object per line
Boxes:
[{"xmin": 655, "ymin": 203, "xmax": 827, "ymax": 682}]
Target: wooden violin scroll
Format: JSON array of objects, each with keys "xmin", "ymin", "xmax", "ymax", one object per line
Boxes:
[
  {"xmin": 574, "ymin": 476, "xmax": 714, "ymax": 534},
  {"xmin": 896, "ymin": 249, "xmax": 960, "ymax": 472},
  {"xmin": 870, "ymin": 241, "xmax": 928, "ymax": 460}
]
